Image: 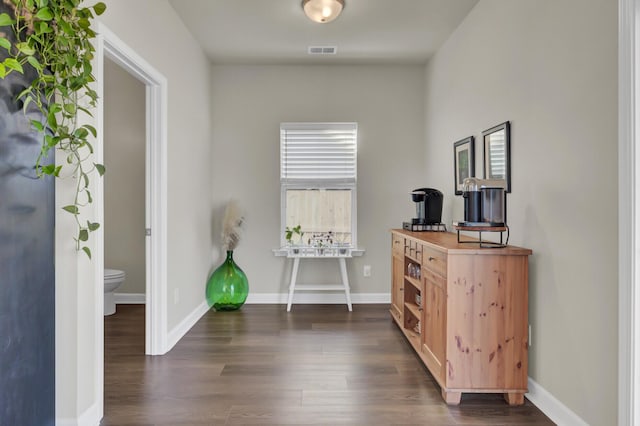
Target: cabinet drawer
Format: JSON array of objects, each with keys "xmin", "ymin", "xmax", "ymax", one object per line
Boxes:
[
  {"xmin": 392, "ymin": 234, "xmax": 404, "ymax": 257},
  {"xmin": 422, "ymin": 245, "xmax": 447, "ymax": 277}
]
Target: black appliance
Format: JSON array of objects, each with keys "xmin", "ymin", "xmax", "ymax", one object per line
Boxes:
[
  {"xmin": 458, "ymin": 178, "xmax": 506, "ymax": 226},
  {"xmin": 403, "ymin": 188, "xmax": 445, "ymax": 231},
  {"xmin": 462, "ymin": 178, "xmax": 482, "ymax": 222}
]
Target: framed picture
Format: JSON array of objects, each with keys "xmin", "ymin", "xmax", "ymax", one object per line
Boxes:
[
  {"xmin": 453, "ymin": 136, "xmax": 475, "ymax": 195},
  {"xmin": 482, "ymin": 121, "xmax": 511, "ymax": 192}
]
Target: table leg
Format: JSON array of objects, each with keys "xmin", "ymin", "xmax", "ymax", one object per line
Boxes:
[
  {"xmin": 286, "ymin": 257, "xmax": 300, "ymax": 312},
  {"xmin": 338, "ymin": 258, "xmax": 352, "ymax": 312}
]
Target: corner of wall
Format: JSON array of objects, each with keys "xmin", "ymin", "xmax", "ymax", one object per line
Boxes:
[
  {"xmin": 527, "ymin": 378, "xmax": 588, "ymax": 426},
  {"xmin": 166, "ymin": 300, "xmax": 210, "ymax": 352}
]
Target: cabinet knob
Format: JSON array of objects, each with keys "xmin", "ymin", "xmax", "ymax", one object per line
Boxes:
[{"xmin": 429, "ymin": 256, "xmax": 435, "ymax": 261}]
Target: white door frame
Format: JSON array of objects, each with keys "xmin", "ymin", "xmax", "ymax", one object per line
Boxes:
[
  {"xmin": 96, "ymin": 22, "xmax": 168, "ymax": 356},
  {"xmin": 619, "ymin": 0, "xmax": 639, "ymax": 424}
]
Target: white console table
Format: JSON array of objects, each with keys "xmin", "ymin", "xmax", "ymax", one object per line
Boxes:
[{"xmin": 273, "ymin": 247, "xmax": 365, "ymax": 312}]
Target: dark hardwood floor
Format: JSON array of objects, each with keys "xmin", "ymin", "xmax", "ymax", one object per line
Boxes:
[{"xmin": 103, "ymin": 304, "xmax": 554, "ymax": 425}]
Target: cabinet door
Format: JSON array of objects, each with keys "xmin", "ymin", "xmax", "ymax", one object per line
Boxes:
[
  {"xmin": 391, "ymin": 253, "xmax": 404, "ymax": 322},
  {"xmin": 422, "ymin": 274, "xmax": 446, "ymax": 383}
]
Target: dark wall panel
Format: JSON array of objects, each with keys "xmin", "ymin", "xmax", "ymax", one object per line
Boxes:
[{"xmin": 0, "ymin": 3, "xmax": 56, "ymax": 424}]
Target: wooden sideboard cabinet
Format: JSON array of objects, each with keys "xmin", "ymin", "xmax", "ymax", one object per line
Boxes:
[{"xmin": 390, "ymin": 229, "xmax": 532, "ymax": 405}]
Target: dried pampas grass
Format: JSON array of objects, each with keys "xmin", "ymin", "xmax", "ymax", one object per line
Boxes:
[{"xmin": 221, "ymin": 199, "xmax": 244, "ymax": 251}]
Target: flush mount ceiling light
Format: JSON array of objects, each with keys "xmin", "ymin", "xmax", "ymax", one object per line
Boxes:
[{"xmin": 302, "ymin": 0, "xmax": 345, "ymax": 23}]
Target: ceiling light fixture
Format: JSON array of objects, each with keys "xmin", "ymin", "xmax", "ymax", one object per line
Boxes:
[{"xmin": 302, "ymin": 0, "xmax": 345, "ymax": 24}]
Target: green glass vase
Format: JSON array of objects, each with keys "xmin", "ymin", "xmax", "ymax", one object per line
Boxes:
[{"xmin": 206, "ymin": 250, "xmax": 249, "ymax": 311}]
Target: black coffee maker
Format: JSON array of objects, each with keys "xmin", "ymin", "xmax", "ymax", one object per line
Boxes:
[{"xmin": 410, "ymin": 188, "xmax": 443, "ymax": 225}]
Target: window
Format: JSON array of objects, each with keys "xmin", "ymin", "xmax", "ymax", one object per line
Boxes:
[{"xmin": 280, "ymin": 122, "xmax": 357, "ymax": 250}]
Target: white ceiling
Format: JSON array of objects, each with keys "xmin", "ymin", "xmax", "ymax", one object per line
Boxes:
[{"xmin": 168, "ymin": 0, "xmax": 479, "ymax": 65}]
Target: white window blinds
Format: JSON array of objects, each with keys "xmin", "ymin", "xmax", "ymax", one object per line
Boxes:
[{"xmin": 280, "ymin": 122, "xmax": 357, "ymax": 183}]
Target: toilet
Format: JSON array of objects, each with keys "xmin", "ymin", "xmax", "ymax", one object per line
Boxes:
[{"xmin": 104, "ymin": 269, "xmax": 126, "ymax": 316}]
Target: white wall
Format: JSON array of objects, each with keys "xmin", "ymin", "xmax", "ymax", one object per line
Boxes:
[
  {"xmin": 210, "ymin": 65, "xmax": 425, "ymax": 297},
  {"xmin": 98, "ymin": 0, "xmax": 212, "ymax": 331},
  {"xmin": 423, "ymin": 1, "xmax": 617, "ymax": 424},
  {"xmin": 55, "ymin": 0, "xmax": 212, "ymax": 422},
  {"xmin": 104, "ymin": 58, "xmax": 146, "ymax": 295}
]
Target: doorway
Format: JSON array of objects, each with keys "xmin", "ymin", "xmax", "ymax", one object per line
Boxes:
[
  {"xmin": 103, "ymin": 57, "xmax": 146, "ymax": 314},
  {"xmin": 97, "ymin": 23, "xmax": 169, "ymax": 357}
]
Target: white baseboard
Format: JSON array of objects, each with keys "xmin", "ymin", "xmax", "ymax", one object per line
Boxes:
[
  {"xmin": 166, "ymin": 300, "xmax": 209, "ymax": 352},
  {"xmin": 526, "ymin": 377, "xmax": 588, "ymax": 426},
  {"xmin": 56, "ymin": 402, "xmax": 100, "ymax": 426},
  {"xmin": 245, "ymin": 292, "xmax": 390, "ymax": 304},
  {"xmin": 114, "ymin": 292, "xmax": 145, "ymax": 304}
]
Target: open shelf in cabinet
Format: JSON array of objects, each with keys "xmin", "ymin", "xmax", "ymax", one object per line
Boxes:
[
  {"xmin": 404, "ymin": 275, "xmax": 421, "ymax": 292},
  {"xmin": 403, "ymin": 279, "xmax": 421, "ymax": 309},
  {"xmin": 403, "ymin": 303, "xmax": 421, "ymax": 349},
  {"xmin": 403, "ymin": 264, "xmax": 423, "ymax": 337},
  {"xmin": 404, "ymin": 327, "xmax": 421, "ymax": 348},
  {"xmin": 404, "ymin": 301, "xmax": 422, "ymax": 319}
]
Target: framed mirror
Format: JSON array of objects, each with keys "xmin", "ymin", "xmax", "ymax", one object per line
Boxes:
[{"xmin": 482, "ymin": 121, "xmax": 511, "ymax": 192}]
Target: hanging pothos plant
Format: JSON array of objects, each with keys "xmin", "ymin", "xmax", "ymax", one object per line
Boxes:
[{"xmin": 0, "ymin": 0, "xmax": 106, "ymax": 258}]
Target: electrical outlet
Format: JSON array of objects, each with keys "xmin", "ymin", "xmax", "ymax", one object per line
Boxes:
[
  {"xmin": 528, "ymin": 324, "xmax": 532, "ymax": 347},
  {"xmin": 174, "ymin": 288, "xmax": 180, "ymax": 305},
  {"xmin": 363, "ymin": 265, "xmax": 371, "ymax": 277}
]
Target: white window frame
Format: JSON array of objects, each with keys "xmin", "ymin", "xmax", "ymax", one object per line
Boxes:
[{"xmin": 280, "ymin": 122, "xmax": 358, "ymax": 249}]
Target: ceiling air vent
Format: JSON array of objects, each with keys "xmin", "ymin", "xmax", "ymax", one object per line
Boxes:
[{"xmin": 308, "ymin": 46, "xmax": 337, "ymax": 55}]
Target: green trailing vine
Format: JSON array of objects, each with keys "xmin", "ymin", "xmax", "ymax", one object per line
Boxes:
[{"xmin": 0, "ymin": 0, "xmax": 106, "ymax": 258}]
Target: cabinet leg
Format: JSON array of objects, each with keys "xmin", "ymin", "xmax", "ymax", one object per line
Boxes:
[
  {"xmin": 441, "ymin": 389, "xmax": 462, "ymax": 405},
  {"xmin": 504, "ymin": 392, "xmax": 525, "ymax": 405}
]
